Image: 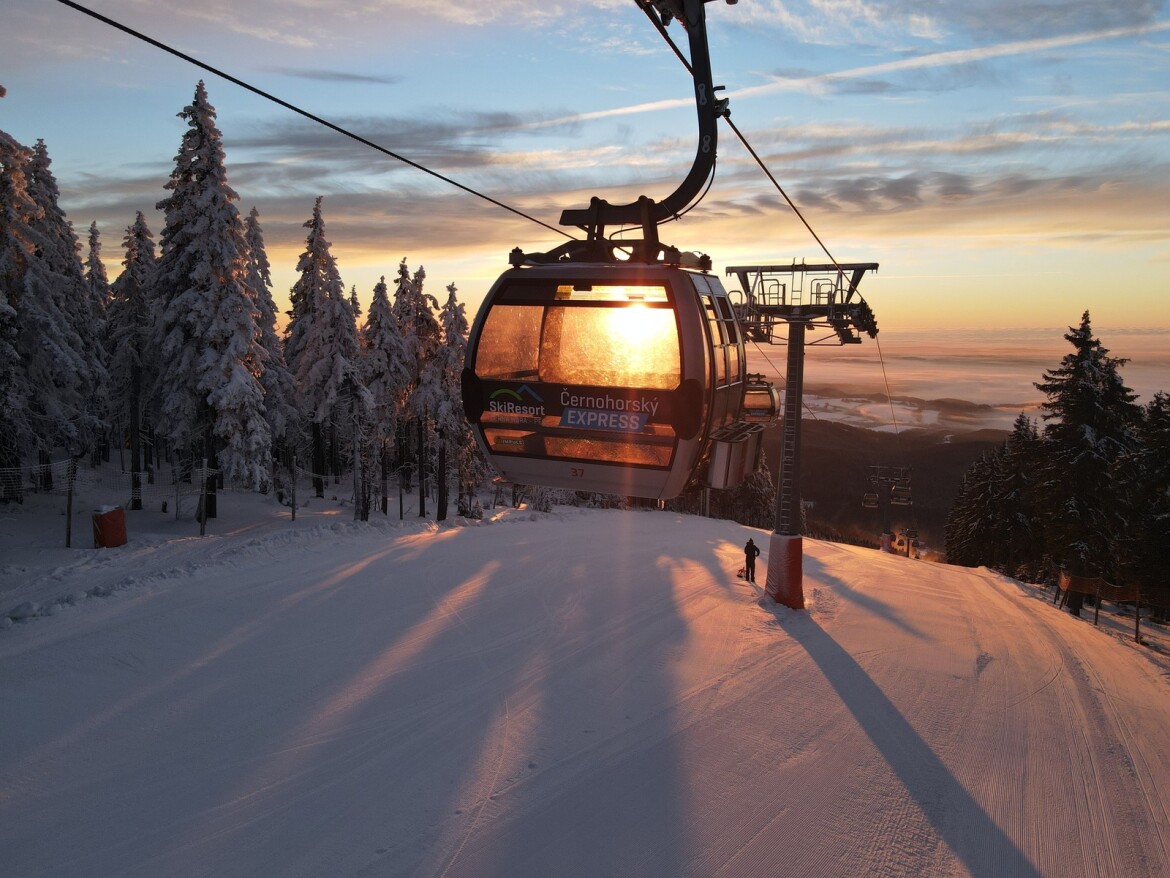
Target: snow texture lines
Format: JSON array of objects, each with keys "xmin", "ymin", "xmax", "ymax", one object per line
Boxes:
[{"xmin": 4, "ymin": 498, "xmax": 1170, "ymax": 877}]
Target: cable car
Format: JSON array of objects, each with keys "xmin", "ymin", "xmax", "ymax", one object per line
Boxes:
[
  {"xmin": 462, "ymin": 261, "xmax": 758, "ymax": 499},
  {"xmin": 460, "ymin": 0, "xmax": 772, "ymax": 500},
  {"xmin": 890, "ymin": 485, "xmax": 913, "ymax": 506},
  {"xmin": 862, "ymin": 492, "xmax": 880, "ymax": 509}
]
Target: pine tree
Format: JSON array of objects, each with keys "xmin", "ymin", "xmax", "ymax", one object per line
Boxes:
[
  {"xmin": 988, "ymin": 413, "xmax": 1047, "ymax": 578},
  {"xmin": 152, "ymin": 81, "xmax": 271, "ymax": 493},
  {"xmin": 84, "ymin": 221, "xmax": 111, "ymax": 317},
  {"xmin": 944, "ymin": 449, "xmax": 1000, "ymax": 567},
  {"xmin": 243, "ymin": 207, "xmax": 299, "ymax": 463},
  {"xmin": 395, "ymin": 262, "xmax": 440, "ymax": 517},
  {"xmin": 83, "ymin": 221, "xmax": 113, "ymax": 465},
  {"xmin": 107, "ymin": 212, "xmax": 158, "ymax": 509},
  {"xmin": 0, "ymin": 121, "xmax": 35, "ymax": 495},
  {"xmin": 734, "ymin": 450, "xmax": 776, "ymax": 530},
  {"xmin": 1112, "ymin": 391, "xmax": 1170, "ymax": 618},
  {"xmin": 360, "ymin": 275, "xmax": 411, "ymax": 515},
  {"xmin": 1034, "ymin": 311, "xmax": 1140, "ymax": 580},
  {"xmin": 20, "ymin": 139, "xmax": 110, "ymax": 467},
  {"xmin": 284, "ymin": 197, "xmax": 367, "ymax": 497},
  {"xmin": 430, "ymin": 282, "xmax": 483, "ymax": 520}
]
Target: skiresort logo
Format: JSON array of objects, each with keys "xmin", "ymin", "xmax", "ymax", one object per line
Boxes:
[{"xmin": 488, "ymin": 385, "xmax": 545, "ymax": 418}]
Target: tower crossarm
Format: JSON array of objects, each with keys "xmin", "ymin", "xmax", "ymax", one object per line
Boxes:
[{"xmin": 726, "ymin": 262, "xmax": 879, "ymax": 345}]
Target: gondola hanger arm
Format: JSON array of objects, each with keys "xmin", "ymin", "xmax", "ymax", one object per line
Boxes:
[{"xmin": 557, "ymin": 0, "xmax": 733, "ymax": 249}]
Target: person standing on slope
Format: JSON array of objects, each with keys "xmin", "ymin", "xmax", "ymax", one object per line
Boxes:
[{"xmin": 744, "ymin": 538, "xmax": 761, "ymax": 583}]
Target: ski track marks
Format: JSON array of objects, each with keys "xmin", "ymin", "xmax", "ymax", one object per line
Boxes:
[{"xmin": 3, "ymin": 507, "xmax": 1170, "ymax": 877}]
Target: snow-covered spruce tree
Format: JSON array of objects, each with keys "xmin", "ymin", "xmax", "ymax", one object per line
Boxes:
[
  {"xmin": 83, "ymin": 220, "xmax": 111, "ymax": 327},
  {"xmin": 84, "ymin": 221, "xmax": 111, "ymax": 317},
  {"xmin": 397, "ymin": 262, "xmax": 440, "ymax": 517},
  {"xmin": 1111, "ymin": 391, "xmax": 1170, "ymax": 618},
  {"xmin": 446, "ymin": 289, "xmax": 491, "ymax": 517},
  {"xmin": 429, "ymin": 282, "xmax": 486, "ymax": 520},
  {"xmin": 107, "ymin": 212, "xmax": 158, "ymax": 509},
  {"xmin": 389, "ymin": 258, "xmax": 417, "ymax": 500},
  {"xmin": 243, "ymin": 207, "xmax": 299, "ymax": 480},
  {"xmin": 0, "ymin": 119, "xmax": 35, "ymax": 496},
  {"xmin": 947, "ymin": 415, "xmax": 1046, "ymax": 575},
  {"xmin": 1034, "ymin": 312, "xmax": 1140, "ymax": 582},
  {"xmin": 283, "ymin": 197, "xmax": 368, "ymax": 498},
  {"xmin": 151, "ymin": 81, "xmax": 271, "ymax": 494},
  {"xmin": 84, "ymin": 221, "xmax": 113, "ymax": 465},
  {"xmin": 991, "ymin": 413, "xmax": 1048, "ymax": 579},
  {"xmin": 8, "ymin": 137, "xmax": 108, "ymax": 483},
  {"xmin": 730, "ymin": 450, "xmax": 776, "ymax": 530},
  {"xmin": 944, "ymin": 449, "xmax": 1001, "ymax": 567},
  {"xmin": 360, "ymin": 275, "xmax": 411, "ymax": 516}
]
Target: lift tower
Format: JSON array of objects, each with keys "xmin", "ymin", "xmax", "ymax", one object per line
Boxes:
[{"xmin": 725, "ymin": 262, "xmax": 879, "ymax": 608}]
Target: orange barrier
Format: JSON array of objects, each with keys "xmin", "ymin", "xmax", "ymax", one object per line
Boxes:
[{"xmin": 92, "ymin": 506, "xmax": 127, "ymax": 548}]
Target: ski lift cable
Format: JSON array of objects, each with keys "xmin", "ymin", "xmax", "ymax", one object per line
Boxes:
[
  {"xmin": 875, "ymin": 332, "xmax": 915, "ymax": 540},
  {"xmin": 64, "ymin": 0, "xmax": 900, "ymax": 436},
  {"xmin": 637, "ymin": 1, "xmax": 844, "ymax": 269},
  {"xmin": 54, "ymin": 0, "xmax": 573, "ymax": 241},
  {"xmin": 875, "ymin": 333, "xmax": 901, "ymax": 438},
  {"xmin": 640, "ymin": 1, "xmax": 900, "ymax": 435}
]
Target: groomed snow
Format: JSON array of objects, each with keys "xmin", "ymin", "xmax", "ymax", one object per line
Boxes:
[{"xmin": 2, "ymin": 477, "xmax": 1168, "ymax": 877}]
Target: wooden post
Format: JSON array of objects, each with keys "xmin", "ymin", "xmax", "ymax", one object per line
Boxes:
[
  {"xmin": 199, "ymin": 458, "xmax": 207, "ymax": 537},
  {"xmin": 65, "ymin": 457, "xmax": 76, "ymax": 548}
]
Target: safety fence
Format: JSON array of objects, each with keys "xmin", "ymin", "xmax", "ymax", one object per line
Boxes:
[
  {"xmin": 1, "ymin": 454, "xmax": 456, "ymax": 545},
  {"xmin": 1055, "ymin": 570, "xmax": 1149, "ymax": 643},
  {"xmin": 1, "ymin": 458, "xmax": 222, "ymax": 545}
]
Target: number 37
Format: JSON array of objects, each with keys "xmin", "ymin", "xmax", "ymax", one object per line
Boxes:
[{"xmin": 570, "ymin": 467, "xmax": 585, "ymax": 478}]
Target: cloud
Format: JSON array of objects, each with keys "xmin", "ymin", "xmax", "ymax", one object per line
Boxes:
[
  {"xmin": 730, "ymin": 0, "xmax": 1166, "ymax": 45},
  {"xmin": 900, "ymin": 0, "xmax": 1166, "ymax": 42},
  {"xmin": 265, "ymin": 68, "xmax": 404, "ymax": 85},
  {"xmin": 729, "ymin": 20, "xmax": 1170, "ymax": 103}
]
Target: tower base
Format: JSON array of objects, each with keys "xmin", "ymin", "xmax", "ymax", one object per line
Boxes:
[{"xmin": 764, "ymin": 533, "xmax": 804, "ymax": 609}]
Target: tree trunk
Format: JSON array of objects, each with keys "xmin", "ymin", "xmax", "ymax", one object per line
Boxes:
[
  {"xmin": 352, "ymin": 426, "xmax": 362, "ymax": 522},
  {"xmin": 380, "ymin": 442, "xmax": 390, "ymax": 516},
  {"xmin": 128, "ymin": 371, "xmax": 142, "ymax": 510},
  {"xmin": 311, "ymin": 421, "xmax": 325, "ymax": 497},
  {"xmin": 202, "ymin": 425, "xmax": 217, "ymax": 519},
  {"xmin": 437, "ymin": 432, "xmax": 448, "ymax": 521},
  {"xmin": 417, "ymin": 418, "xmax": 427, "ymax": 517}
]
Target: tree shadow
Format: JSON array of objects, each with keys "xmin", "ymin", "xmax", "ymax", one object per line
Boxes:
[{"xmin": 431, "ymin": 510, "xmax": 691, "ymax": 876}]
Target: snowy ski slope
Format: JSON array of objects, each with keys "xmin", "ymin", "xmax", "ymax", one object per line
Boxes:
[{"xmin": 2, "ymin": 485, "xmax": 1168, "ymax": 877}]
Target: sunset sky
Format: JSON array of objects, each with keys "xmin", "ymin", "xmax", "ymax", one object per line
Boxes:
[{"xmin": 2, "ymin": 0, "xmax": 1168, "ymax": 402}]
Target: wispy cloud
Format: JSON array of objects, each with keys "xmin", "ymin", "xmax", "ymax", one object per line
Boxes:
[
  {"xmin": 735, "ymin": 21, "xmax": 1170, "ymax": 99},
  {"xmin": 519, "ymin": 21, "xmax": 1170, "ymax": 129},
  {"xmin": 265, "ymin": 68, "xmax": 403, "ymax": 85}
]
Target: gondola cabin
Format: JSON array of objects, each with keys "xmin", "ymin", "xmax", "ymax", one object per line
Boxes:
[{"xmin": 461, "ymin": 262, "xmax": 753, "ymax": 499}]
